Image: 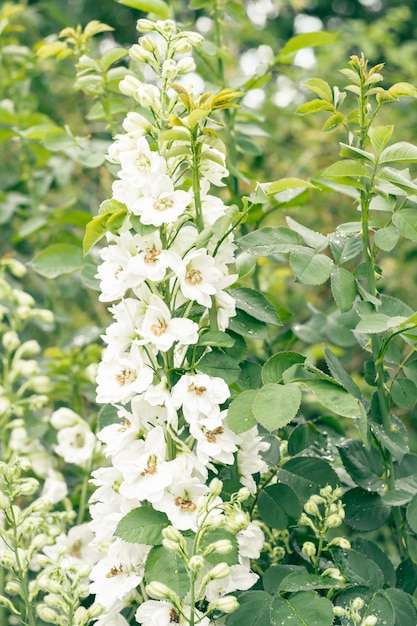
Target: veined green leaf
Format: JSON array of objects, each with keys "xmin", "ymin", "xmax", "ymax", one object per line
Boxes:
[
  {"xmin": 393, "ymin": 208, "xmax": 417, "ymax": 242},
  {"xmin": 368, "ymin": 125, "xmax": 394, "ymax": 155},
  {"xmin": 377, "ymin": 167, "xmax": 417, "ymax": 194},
  {"xmin": 270, "ymin": 591, "xmax": 334, "ymax": 626},
  {"xmin": 236, "ymin": 226, "xmax": 301, "ymax": 255},
  {"xmin": 380, "ymin": 141, "xmax": 417, "ymax": 163},
  {"xmin": 286, "ymin": 216, "xmax": 328, "ymax": 250},
  {"xmin": 339, "ymin": 142, "xmax": 375, "ymax": 161},
  {"xmin": 227, "ymin": 390, "xmax": 257, "ymax": 434},
  {"xmin": 303, "ymin": 379, "xmax": 366, "ymax": 419},
  {"xmin": 277, "ymin": 31, "xmax": 337, "ymax": 60},
  {"xmin": 267, "ymin": 177, "xmax": 317, "ymax": 194},
  {"xmin": 296, "ymin": 99, "xmax": 334, "ymax": 115},
  {"xmin": 231, "ymin": 287, "xmax": 281, "ymax": 325},
  {"xmin": 99, "ymin": 46, "xmax": 128, "ymax": 71},
  {"xmin": 331, "ymin": 266, "xmax": 356, "ymax": 312},
  {"xmin": 323, "ymin": 112, "xmax": 344, "ymax": 132},
  {"xmin": 262, "ymin": 351, "xmax": 306, "ymax": 384},
  {"xmin": 302, "ymin": 78, "xmax": 333, "ymax": 102},
  {"xmin": 197, "ymin": 350, "xmax": 240, "ymax": 384},
  {"xmin": 374, "ymin": 225, "xmax": 399, "ymax": 251},
  {"xmin": 116, "ymin": 0, "xmax": 169, "ymax": 18},
  {"xmin": 115, "ymin": 506, "xmax": 169, "ymax": 544},
  {"xmin": 252, "ymin": 383, "xmax": 301, "ymax": 432},
  {"xmin": 30, "ymin": 244, "xmax": 83, "ymax": 278},
  {"xmin": 388, "ymin": 82, "xmax": 417, "ymax": 98},
  {"xmin": 290, "ymin": 248, "xmax": 333, "ymax": 285}
]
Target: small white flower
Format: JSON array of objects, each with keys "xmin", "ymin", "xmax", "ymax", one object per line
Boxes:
[
  {"xmin": 153, "ymin": 476, "xmax": 209, "ymax": 531},
  {"xmin": 190, "ymin": 413, "xmax": 237, "ymax": 465},
  {"xmin": 237, "ymin": 523, "xmax": 264, "ymax": 559},
  {"xmin": 96, "ymin": 344, "xmax": 154, "ymax": 404},
  {"xmin": 172, "ymin": 249, "xmax": 224, "ymax": 308},
  {"xmin": 132, "ymin": 175, "xmax": 192, "ymax": 226},
  {"xmin": 40, "ymin": 469, "xmax": 68, "ymax": 504},
  {"xmin": 171, "ymin": 373, "xmax": 230, "ymax": 423},
  {"xmin": 118, "ymin": 137, "xmax": 166, "ymax": 186},
  {"xmin": 204, "ymin": 563, "xmax": 258, "ymax": 601},
  {"xmin": 139, "ymin": 294, "xmax": 199, "ymax": 351},
  {"xmin": 135, "ymin": 600, "xmax": 176, "ymax": 626},
  {"xmin": 236, "ymin": 427, "xmax": 270, "ymax": 493},
  {"xmin": 54, "ymin": 423, "xmax": 96, "ymax": 466}
]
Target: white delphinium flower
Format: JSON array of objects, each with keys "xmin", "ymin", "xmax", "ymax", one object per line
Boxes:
[
  {"xmin": 142, "ymin": 378, "xmax": 178, "ymax": 429},
  {"xmin": 50, "ymin": 407, "xmax": 82, "ymax": 429},
  {"xmin": 236, "ymin": 426, "xmax": 270, "ymax": 493},
  {"xmin": 94, "ymin": 601, "xmax": 130, "ymax": 626},
  {"xmin": 107, "ymin": 133, "xmax": 141, "ymax": 164},
  {"xmin": 96, "ymin": 231, "xmax": 143, "ymax": 302},
  {"xmin": 54, "ymin": 422, "xmax": 96, "ymax": 466},
  {"xmin": 114, "ymin": 426, "xmax": 175, "ymax": 503},
  {"xmin": 199, "ymin": 180, "xmax": 227, "ymax": 226},
  {"xmin": 139, "ymin": 294, "xmax": 199, "ymax": 351},
  {"xmin": 189, "ymin": 412, "xmax": 237, "ymax": 465},
  {"xmin": 236, "ymin": 523, "xmax": 264, "ymax": 559},
  {"xmin": 122, "ymin": 111, "xmax": 153, "ymax": 136},
  {"xmin": 153, "ymin": 475, "xmax": 210, "ymax": 531},
  {"xmin": 172, "ymin": 248, "xmax": 224, "ymax": 308},
  {"xmin": 204, "ymin": 563, "xmax": 258, "ymax": 601},
  {"xmin": 103, "ymin": 298, "xmax": 146, "ymax": 357},
  {"xmin": 125, "ymin": 231, "xmax": 180, "ymax": 284},
  {"xmin": 90, "ymin": 539, "xmax": 150, "ymax": 611},
  {"xmin": 131, "ymin": 175, "xmax": 192, "ymax": 226},
  {"xmin": 213, "ymin": 289, "xmax": 236, "ymax": 331},
  {"xmin": 43, "ymin": 523, "xmax": 101, "ymax": 570},
  {"xmin": 171, "ymin": 373, "xmax": 229, "ymax": 423},
  {"xmin": 96, "ymin": 343, "xmax": 154, "ymax": 404},
  {"xmin": 136, "ymin": 601, "xmax": 211, "ymax": 626},
  {"xmin": 118, "ymin": 137, "xmax": 166, "ymax": 187},
  {"xmin": 97, "ymin": 407, "xmax": 142, "ymax": 457}
]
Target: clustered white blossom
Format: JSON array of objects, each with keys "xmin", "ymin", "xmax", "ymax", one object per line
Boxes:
[{"xmin": 88, "ymin": 18, "xmax": 269, "ymax": 626}]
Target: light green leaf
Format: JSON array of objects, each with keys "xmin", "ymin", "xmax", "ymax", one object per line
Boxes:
[
  {"xmin": 290, "ymin": 248, "xmax": 333, "ymax": 285},
  {"xmin": 278, "ymin": 572, "xmax": 342, "ymax": 592},
  {"xmin": 380, "ymin": 141, "xmax": 417, "ymax": 163},
  {"xmin": 115, "ymin": 507, "xmax": 169, "ymax": 544},
  {"xmin": 99, "ymin": 46, "xmax": 128, "ymax": 71},
  {"xmin": 296, "ymin": 99, "xmax": 335, "ymax": 115},
  {"xmin": 323, "ymin": 159, "xmax": 370, "ymax": 178},
  {"xmin": 30, "ymin": 244, "xmax": 83, "ymax": 278},
  {"xmin": 145, "ymin": 546, "xmax": 189, "ymax": 598},
  {"xmin": 330, "ymin": 266, "xmax": 356, "ymax": 312},
  {"xmin": 270, "ymin": 591, "xmax": 335, "ymax": 626},
  {"xmin": 303, "ymin": 380, "xmax": 366, "ymax": 419},
  {"xmin": 393, "ymin": 208, "xmax": 417, "ymax": 242},
  {"xmin": 302, "ymin": 78, "xmax": 333, "ymax": 102},
  {"xmin": 323, "ymin": 112, "xmax": 344, "ymax": 132},
  {"xmin": 227, "ymin": 390, "xmax": 257, "ymax": 434},
  {"xmin": 377, "ymin": 167, "xmax": 417, "ymax": 194},
  {"xmin": 388, "ymin": 82, "xmax": 417, "ymax": 98},
  {"xmin": 252, "ymin": 383, "xmax": 301, "ymax": 432},
  {"xmin": 368, "ymin": 125, "xmax": 394, "ymax": 155},
  {"xmin": 225, "ymin": 591, "xmax": 273, "ymax": 626},
  {"xmin": 391, "ymin": 378, "xmax": 417, "ymax": 409},
  {"xmin": 374, "ymin": 225, "xmax": 399, "ymax": 251},
  {"xmin": 355, "ymin": 313, "xmax": 407, "ymax": 333},
  {"xmin": 236, "ymin": 226, "xmax": 301, "ymax": 255},
  {"xmin": 277, "ymin": 31, "xmax": 337, "ymax": 59},
  {"xmin": 117, "ymin": 0, "xmax": 169, "ymax": 18},
  {"xmin": 231, "ymin": 287, "xmax": 281, "ymax": 325},
  {"xmin": 267, "ymin": 177, "xmax": 317, "ymax": 194},
  {"xmin": 339, "ymin": 143, "xmax": 375, "ymax": 161},
  {"xmin": 198, "ymin": 331, "xmax": 235, "ymax": 348},
  {"xmin": 286, "ymin": 216, "xmax": 328, "ymax": 250}
]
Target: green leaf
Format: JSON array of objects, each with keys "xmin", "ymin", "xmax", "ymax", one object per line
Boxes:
[
  {"xmin": 262, "ymin": 351, "xmax": 306, "ymax": 384},
  {"xmin": 383, "ymin": 588, "xmax": 417, "ymax": 626},
  {"xmin": 257, "ymin": 484, "xmax": 301, "ymax": 529},
  {"xmin": 388, "ymin": 82, "xmax": 417, "ymax": 98},
  {"xmin": 377, "ymin": 167, "xmax": 417, "ymax": 194},
  {"xmin": 263, "ymin": 564, "xmax": 305, "ymax": 594},
  {"xmin": 288, "ymin": 422, "xmax": 327, "ymax": 456},
  {"xmin": 267, "ymin": 177, "xmax": 317, "ymax": 194},
  {"xmin": 278, "ymin": 572, "xmax": 342, "ymax": 592},
  {"xmin": 290, "ymin": 248, "xmax": 333, "ymax": 285},
  {"xmin": 343, "ymin": 487, "xmax": 391, "ymax": 531},
  {"xmin": 302, "ymin": 78, "xmax": 333, "ymax": 102},
  {"xmin": 231, "ymin": 287, "xmax": 281, "ymax": 326},
  {"xmin": 227, "ymin": 390, "xmax": 257, "ymax": 434},
  {"xmin": 406, "ymin": 493, "xmax": 417, "ymax": 534},
  {"xmin": 237, "ymin": 360, "xmax": 262, "ymax": 390},
  {"xmin": 331, "ymin": 266, "xmax": 356, "ymax": 312},
  {"xmin": 391, "ymin": 378, "xmax": 417, "ymax": 409},
  {"xmin": 277, "ymin": 31, "xmax": 337, "ymax": 59},
  {"xmin": 372, "ymin": 417, "xmax": 409, "ymax": 463},
  {"xmin": 396, "ymin": 558, "xmax": 417, "ymax": 594},
  {"xmin": 380, "ymin": 141, "xmax": 417, "ymax": 163},
  {"xmin": 279, "ymin": 457, "xmax": 339, "ymax": 503},
  {"xmin": 117, "ymin": 0, "xmax": 169, "ymax": 18},
  {"xmin": 100, "ymin": 46, "xmax": 128, "ymax": 71},
  {"xmin": 374, "ymin": 225, "xmax": 399, "ymax": 251},
  {"xmin": 30, "ymin": 244, "xmax": 83, "ymax": 278},
  {"xmin": 322, "ymin": 112, "xmax": 345, "ymax": 132},
  {"xmin": 198, "ymin": 330, "xmax": 235, "ymax": 348},
  {"xmin": 200, "ymin": 528, "xmax": 239, "ymax": 565},
  {"xmin": 338, "ymin": 439, "xmax": 385, "ymax": 492},
  {"xmin": 332, "ymin": 548, "xmax": 384, "ymax": 588},
  {"xmin": 302, "ymin": 379, "xmax": 366, "ymax": 419},
  {"xmin": 225, "ymin": 591, "xmax": 273, "ymax": 626},
  {"xmin": 145, "ymin": 545, "xmax": 189, "ymax": 598},
  {"xmin": 252, "ymin": 383, "xmax": 301, "ymax": 432},
  {"xmin": 355, "ymin": 313, "xmax": 407, "ymax": 333},
  {"xmin": 286, "ymin": 216, "xmax": 328, "ymax": 250},
  {"xmin": 323, "ymin": 159, "xmax": 370, "ymax": 178},
  {"xmin": 197, "ymin": 350, "xmax": 240, "ymax": 384},
  {"xmin": 236, "ymin": 226, "xmax": 301, "ymax": 255},
  {"xmin": 368, "ymin": 125, "xmax": 394, "ymax": 155},
  {"xmin": 270, "ymin": 591, "xmax": 334, "ymax": 626},
  {"xmin": 393, "ymin": 209, "xmax": 417, "ymax": 242},
  {"xmin": 354, "ymin": 538, "xmax": 396, "ymax": 587},
  {"xmin": 228, "ymin": 309, "xmax": 269, "ymax": 339},
  {"xmin": 115, "ymin": 506, "xmax": 169, "ymax": 544},
  {"xmin": 339, "ymin": 143, "xmax": 375, "ymax": 161},
  {"xmin": 324, "ymin": 347, "xmax": 362, "ymax": 400},
  {"xmin": 296, "ymin": 99, "xmax": 335, "ymax": 115}
]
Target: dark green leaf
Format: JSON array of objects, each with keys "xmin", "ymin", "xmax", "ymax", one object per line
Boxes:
[
  {"xmin": 228, "ymin": 309, "xmax": 269, "ymax": 339},
  {"xmin": 396, "ymin": 558, "xmax": 417, "ymax": 593},
  {"xmin": 279, "ymin": 457, "xmax": 339, "ymax": 503},
  {"xmin": 198, "ymin": 330, "xmax": 235, "ymax": 348},
  {"xmin": 144, "ymin": 545, "xmax": 189, "ymax": 598},
  {"xmin": 353, "ymin": 538, "xmax": 396, "ymax": 587},
  {"xmin": 231, "ymin": 287, "xmax": 282, "ymax": 325},
  {"xmin": 236, "ymin": 226, "xmax": 301, "ymax": 255},
  {"xmin": 197, "ymin": 350, "xmax": 240, "ymax": 384},
  {"xmin": 278, "ymin": 572, "xmax": 342, "ymax": 592},
  {"xmin": 257, "ymin": 484, "xmax": 301, "ymax": 529},
  {"xmin": 338, "ymin": 439, "xmax": 385, "ymax": 492},
  {"xmin": 237, "ymin": 360, "xmax": 263, "ymax": 390},
  {"xmin": 406, "ymin": 493, "xmax": 417, "ymax": 533},
  {"xmin": 343, "ymin": 487, "xmax": 391, "ymax": 531},
  {"xmin": 270, "ymin": 591, "xmax": 334, "ymax": 626},
  {"xmin": 302, "ymin": 379, "xmax": 366, "ymax": 419},
  {"xmin": 225, "ymin": 591, "xmax": 273, "ymax": 626},
  {"xmin": 262, "ymin": 351, "xmax": 306, "ymax": 384},
  {"xmin": 263, "ymin": 565, "xmax": 306, "ymax": 595},
  {"xmin": 384, "ymin": 588, "xmax": 417, "ymax": 626},
  {"xmin": 324, "ymin": 347, "xmax": 362, "ymax": 400},
  {"xmin": 332, "ymin": 548, "xmax": 384, "ymax": 588},
  {"xmin": 288, "ymin": 422, "xmax": 327, "ymax": 456}
]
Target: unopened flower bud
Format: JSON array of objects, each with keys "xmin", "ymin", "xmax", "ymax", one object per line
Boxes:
[
  {"xmin": 208, "ymin": 596, "xmax": 239, "ymax": 614},
  {"xmin": 5, "ymin": 580, "xmax": 21, "ymax": 595},
  {"xmin": 86, "ymin": 603, "xmax": 104, "ymax": 620},
  {"xmin": 301, "ymin": 541, "xmax": 316, "ymax": 557},
  {"xmin": 181, "ymin": 31, "xmax": 204, "ymax": 46},
  {"xmin": 162, "ymin": 539, "xmax": 182, "ymax": 553},
  {"xmin": 28, "ymin": 376, "xmax": 52, "ymax": 393},
  {"xmin": 13, "ymin": 289, "xmax": 34, "ymax": 307},
  {"xmin": 326, "ymin": 514, "xmax": 343, "ymax": 528},
  {"xmin": 158, "ymin": 19, "xmax": 176, "ymax": 36},
  {"xmin": 333, "ymin": 606, "xmax": 345, "ymax": 617},
  {"xmin": 129, "ymin": 44, "xmax": 153, "ymax": 63},
  {"xmin": 172, "ymin": 38, "xmax": 192, "ymax": 54},
  {"xmin": 146, "ymin": 581, "xmax": 177, "ymax": 601},
  {"xmin": 320, "ymin": 485, "xmax": 333, "ymax": 497},
  {"xmin": 139, "ymin": 35, "xmax": 157, "ymax": 52},
  {"xmin": 4, "ymin": 258, "xmax": 26, "ymax": 277},
  {"xmin": 0, "ymin": 551, "xmax": 15, "ymax": 568},
  {"xmin": 177, "ymin": 57, "xmax": 196, "ymax": 74},
  {"xmin": 209, "ymin": 478, "xmax": 223, "ymax": 498},
  {"xmin": 14, "ymin": 359, "xmax": 39, "ymax": 377},
  {"xmin": 17, "ymin": 340, "xmax": 41, "ymax": 357},
  {"xmin": 237, "ymin": 487, "xmax": 250, "ymax": 502},
  {"xmin": 189, "ymin": 555, "xmax": 205, "ymax": 571},
  {"xmin": 16, "ymin": 306, "xmax": 31, "ymax": 319},
  {"xmin": 122, "ymin": 111, "xmax": 151, "ymax": 135},
  {"xmin": 37, "ymin": 604, "xmax": 58, "ymax": 623},
  {"xmin": 134, "ymin": 83, "xmax": 160, "ymax": 109},
  {"xmin": 328, "ymin": 537, "xmax": 351, "ymax": 550},
  {"xmin": 322, "ymin": 567, "xmax": 345, "ymax": 582},
  {"xmin": 73, "ymin": 606, "xmax": 88, "ymax": 624},
  {"xmin": 362, "ymin": 616, "xmax": 378, "ymax": 626},
  {"xmin": 51, "ymin": 407, "xmax": 81, "ymax": 429},
  {"xmin": 162, "ymin": 59, "xmax": 178, "ymax": 79},
  {"xmin": 162, "ymin": 526, "xmax": 183, "ymax": 543},
  {"xmin": 352, "ymin": 597, "xmax": 365, "ymax": 610},
  {"xmin": 33, "ymin": 308, "xmax": 54, "ymax": 324},
  {"xmin": 136, "ymin": 18, "xmax": 154, "ymax": 32},
  {"xmin": 304, "ymin": 500, "xmax": 320, "ymax": 516},
  {"xmin": 19, "ymin": 477, "xmax": 39, "ymax": 496},
  {"xmin": 225, "ymin": 511, "xmax": 248, "ymax": 533},
  {"xmin": 3, "ymin": 331, "xmax": 20, "ymax": 351},
  {"xmin": 119, "ymin": 74, "xmax": 142, "ymax": 97},
  {"xmin": 208, "ymin": 562, "xmax": 230, "ymax": 580}
]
